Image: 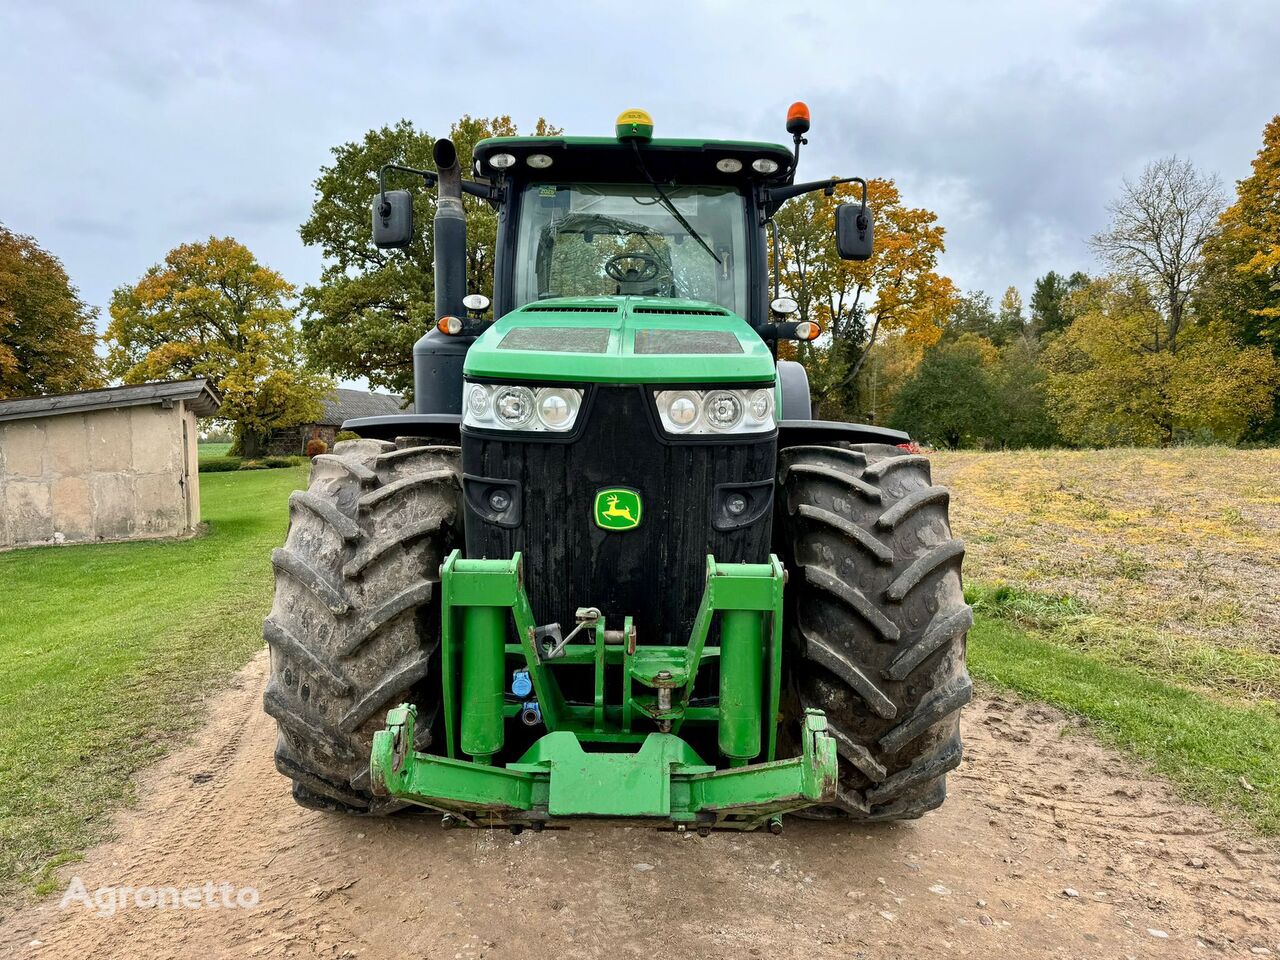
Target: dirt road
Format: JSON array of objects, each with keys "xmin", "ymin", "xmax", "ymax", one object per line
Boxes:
[{"xmin": 2, "ymin": 652, "xmax": 1277, "ymax": 960}]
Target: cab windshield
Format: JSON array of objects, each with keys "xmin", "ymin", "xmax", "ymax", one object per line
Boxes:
[{"xmin": 512, "ymin": 182, "xmax": 748, "ymax": 315}]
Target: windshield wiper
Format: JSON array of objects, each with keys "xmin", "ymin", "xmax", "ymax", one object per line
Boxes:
[{"xmin": 630, "ymin": 141, "xmax": 722, "ymax": 265}]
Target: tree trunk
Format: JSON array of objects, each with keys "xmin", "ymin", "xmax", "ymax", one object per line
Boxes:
[{"xmin": 239, "ymin": 429, "xmax": 266, "ymax": 459}]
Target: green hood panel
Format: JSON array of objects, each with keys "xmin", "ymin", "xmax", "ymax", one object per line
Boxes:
[{"xmin": 463, "ymin": 298, "xmax": 775, "ymax": 385}]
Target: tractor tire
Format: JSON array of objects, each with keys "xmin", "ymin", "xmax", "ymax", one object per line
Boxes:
[
  {"xmin": 776, "ymin": 443, "xmax": 972, "ymax": 821},
  {"xmin": 263, "ymin": 438, "xmax": 461, "ymax": 814}
]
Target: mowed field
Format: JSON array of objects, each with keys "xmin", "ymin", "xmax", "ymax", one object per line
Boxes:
[{"xmin": 936, "ymin": 448, "xmax": 1280, "ymax": 703}]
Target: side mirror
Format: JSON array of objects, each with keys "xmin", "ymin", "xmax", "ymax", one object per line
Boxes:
[
  {"xmin": 371, "ymin": 189, "xmax": 414, "ymax": 249},
  {"xmin": 836, "ymin": 203, "xmax": 874, "ymax": 261}
]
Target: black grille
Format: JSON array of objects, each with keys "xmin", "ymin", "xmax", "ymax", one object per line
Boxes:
[
  {"xmin": 462, "ymin": 386, "xmax": 776, "ymax": 645},
  {"xmin": 521, "ymin": 305, "xmax": 619, "ymax": 313},
  {"xmin": 631, "ymin": 306, "xmax": 728, "ymax": 316}
]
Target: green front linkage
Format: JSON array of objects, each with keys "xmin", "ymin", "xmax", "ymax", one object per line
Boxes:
[{"xmin": 369, "ymin": 551, "xmax": 838, "ymax": 830}]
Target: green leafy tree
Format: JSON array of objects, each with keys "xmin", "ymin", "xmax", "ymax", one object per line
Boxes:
[
  {"xmin": 0, "ymin": 224, "xmax": 103, "ymax": 399},
  {"xmin": 942, "ymin": 290, "xmax": 998, "ymax": 342},
  {"xmin": 994, "ymin": 286, "xmax": 1027, "ymax": 346},
  {"xmin": 991, "ymin": 338, "xmax": 1059, "ymax": 447},
  {"xmin": 1029, "ymin": 270, "xmax": 1089, "ymax": 339},
  {"xmin": 1043, "ymin": 276, "xmax": 1278, "ymax": 445},
  {"xmin": 299, "ymin": 115, "xmax": 560, "ymax": 396},
  {"xmin": 888, "ymin": 334, "xmax": 999, "ymax": 448},
  {"xmin": 106, "ymin": 237, "xmax": 328, "ymax": 457}
]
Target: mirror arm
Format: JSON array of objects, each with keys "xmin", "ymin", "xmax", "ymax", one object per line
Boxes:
[
  {"xmin": 377, "ymin": 164, "xmax": 505, "ymax": 208},
  {"xmin": 763, "ymin": 176, "xmax": 867, "ymax": 218}
]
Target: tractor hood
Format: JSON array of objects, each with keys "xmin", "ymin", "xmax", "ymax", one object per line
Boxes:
[{"xmin": 463, "ymin": 297, "xmax": 775, "ymax": 385}]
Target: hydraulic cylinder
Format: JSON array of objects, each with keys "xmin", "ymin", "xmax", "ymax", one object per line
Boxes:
[
  {"xmin": 460, "ymin": 606, "xmax": 506, "ymax": 764},
  {"xmin": 718, "ymin": 609, "xmax": 763, "ymax": 764}
]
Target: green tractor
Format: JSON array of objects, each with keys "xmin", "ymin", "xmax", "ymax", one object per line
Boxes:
[{"xmin": 264, "ymin": 105, "xmax": 972, "ymax": 831}]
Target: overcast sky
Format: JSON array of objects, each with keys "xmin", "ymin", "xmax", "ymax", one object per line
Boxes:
[{"xmin": 2, "ymin": 0, "xmax": 1276, "ymax": 335}]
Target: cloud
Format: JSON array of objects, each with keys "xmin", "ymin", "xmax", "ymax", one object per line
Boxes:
[{"xmin": 1, "ymin": 0, "xmax": 1276, "ymax": 327}]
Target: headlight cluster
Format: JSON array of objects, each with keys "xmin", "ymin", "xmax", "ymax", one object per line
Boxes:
[
  {"xmin": 653, "ymin": 388, "xmax": 775, "ymax": 435},
  {"xmin": 463, "ymin": 383, "xmax": 584, "ymax": 432}
]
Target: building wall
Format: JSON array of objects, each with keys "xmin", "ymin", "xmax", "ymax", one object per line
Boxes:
[{"xmin": 0, "ymin": 402, "xmax": 200, "ymax": 549}]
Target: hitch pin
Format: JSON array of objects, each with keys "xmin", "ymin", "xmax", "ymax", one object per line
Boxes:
[{"xmin": 543, "ymin": 606, "xmax": 601, "ymax": 659}]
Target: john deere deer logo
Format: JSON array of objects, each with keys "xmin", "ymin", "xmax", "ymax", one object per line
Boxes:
[{"xmin": 594, "ymin": 488, "xmax": 642, "ymax": 531}]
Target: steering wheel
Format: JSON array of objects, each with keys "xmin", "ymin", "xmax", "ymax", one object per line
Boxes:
[{"xmin": 604, "ymin": 253, "xmax": 664, "ymax": 283}]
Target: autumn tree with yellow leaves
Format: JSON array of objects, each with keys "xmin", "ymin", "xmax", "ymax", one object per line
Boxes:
[
  {"xmin": 773, "ymin": 179, "xmax": 955, "ymax": 418},
  {"xmin": 106, "ymin": 237, "xmax": 329, "ymax": 456},
  {"xmin": 1199, "ymin": 114, "xmax": 1280, "ymax": 438}
]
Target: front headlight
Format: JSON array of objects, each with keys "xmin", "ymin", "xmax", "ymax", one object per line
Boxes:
[
  {"xmin": 463, "ymin": 383, "xmax": 584, "ymax": 433},
  {"xmin": 654, "ymin": 388, "xmax": 775, "ymax": 435}
]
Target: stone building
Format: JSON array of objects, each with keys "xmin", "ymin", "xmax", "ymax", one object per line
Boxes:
[
  {"xmin": 0, "ymin": 379, "xmax": 220, "ymax": 549},
  {"xmin": 265, "ymin": 388, "xmax": 403, "ymax": 455}
]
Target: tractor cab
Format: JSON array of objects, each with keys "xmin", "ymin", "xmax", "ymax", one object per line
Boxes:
[{"xmin": 473, "ymin": 129, "xmax": 798, "ymax": 324}]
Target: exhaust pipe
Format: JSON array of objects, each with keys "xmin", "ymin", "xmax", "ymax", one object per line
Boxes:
[
  {"xmin": 412, "ymin": 138, "xmax": 470, "ymax": 415},
  {"xmin": 432, "ymin": 138, "xmax": 467, "ymax": 322}
]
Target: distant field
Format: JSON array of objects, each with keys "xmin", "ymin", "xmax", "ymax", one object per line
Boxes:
[{"xmin": 198, "ymin": 441, "xmax": 232, "ymax": 459}]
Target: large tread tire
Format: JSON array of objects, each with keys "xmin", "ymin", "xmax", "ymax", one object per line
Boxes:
[
  {"xmin": 777, "ymin": 443, "xmax": 972, "ymax": 821},
  {"xmin": 263, "ymin": 438, "xmax": 461, "ymax": 814}
]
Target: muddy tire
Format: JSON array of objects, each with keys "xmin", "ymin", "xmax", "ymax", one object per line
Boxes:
[
  {"xmin": 263, "ymin": 438, "xmax": 461, "ymax": 814},
  {"xmin": 776, "ymin": 443, "xmax": 972, "ymax": 821}
]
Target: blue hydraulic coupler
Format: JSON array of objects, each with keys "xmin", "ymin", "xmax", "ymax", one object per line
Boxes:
[{"xmin": 511, "ymin": 669, "xmax": 533, "ymax": 698}]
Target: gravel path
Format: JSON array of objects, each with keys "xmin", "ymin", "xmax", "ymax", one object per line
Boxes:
[{"xmin": 2, "ymin": 651, "xmax": 1277, "ymax": 959}]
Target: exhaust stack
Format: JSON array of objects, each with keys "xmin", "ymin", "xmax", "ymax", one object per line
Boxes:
[
  {"xmin": 412, "ymin": 137, "xmax": 471, "ymax": 415},
  {"xmin": 432, "ymin": 138, "xmax": 467, "ymax": 323}
]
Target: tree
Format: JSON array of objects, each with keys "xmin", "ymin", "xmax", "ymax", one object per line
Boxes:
[
  {"xmin": 1198, "ymin": 115, "xmax": 1280, "ymax": 437},
  {"xmin": 1042, "ymin": 276, "xmax": 1277, "ymax": 445},
  {"xmin": 0, "ymin": 224, "xmax": 103, "ymax": 399},
  {"xmin": 106, "ymin": 237, "xmax": 328, "ymax": 456},
  {"xmin": 994, "ymin": 286, "xmax": 1027, "ymax": 346},
  {"xmin": 1090, "ymin": 156, "xmax": 1224, "ymax": 352},
  {"xmin": 991, "ymin": 338, "xmax": 1059, "ymax": 447},
  {"xmin": 1029, "ymin": 270, "xmax": 1089, "ymax": 339},
  {"xmin": 943, "ymin": 289, "xmax": 997, "ymax": 341},
  {"xmin": 888, "ymin": 334, "xmax": 999, "ymax": 448},
  {"xmin": 774, "ymin": 179, "xmax": 955, "ymax": 417},
  {"xmin": 299, "ymin": 115, "xmax": 560, "ymax": 396}
]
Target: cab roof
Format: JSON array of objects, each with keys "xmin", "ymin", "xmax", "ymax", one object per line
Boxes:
[{"xmin": 472, "ymin": 136, "xmax": 795, "ymax": 186}]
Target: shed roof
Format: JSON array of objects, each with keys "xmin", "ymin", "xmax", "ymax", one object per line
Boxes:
[
  {"xmin": 317, "ymin": 389, "xmax": 404, "ymax": 425},
  {"xmin": 0, "ymin": 378, "xmax": 222, "ymax": 423}
]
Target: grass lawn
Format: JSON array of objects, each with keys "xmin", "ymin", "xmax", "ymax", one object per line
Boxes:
[
  {"xmin": 198, "ymin": 441, "xmax": 233, "ymax": 460},
  {"xmin": 0, "ymin": 467, "xmax": 306, "ymax": 901}
]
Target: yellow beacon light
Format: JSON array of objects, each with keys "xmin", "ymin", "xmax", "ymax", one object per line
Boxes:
[{"xmin": 615, "ymin": 108, "xmax": 654, "ymax": 142}]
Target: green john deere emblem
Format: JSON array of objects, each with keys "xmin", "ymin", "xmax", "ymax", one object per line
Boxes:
[{"xmin": 594, "ymin": 487, "xmax": 642, "ymax": 531}]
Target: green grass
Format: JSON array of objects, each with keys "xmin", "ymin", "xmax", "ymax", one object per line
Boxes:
[
  {"xmin": 970, "ymin": 612, "xmax": 1280, "ymax": 835},
  {"xmin": 198, "ymin": 441, "xmax": 232, "ymax": 460},
  {"xmin": 969, "ymin": 582, "xmax": 1280, "ymax": 706},
  {"xmin": 0, "ymin": 467, "xmax": 305, "ymax": 900}
]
